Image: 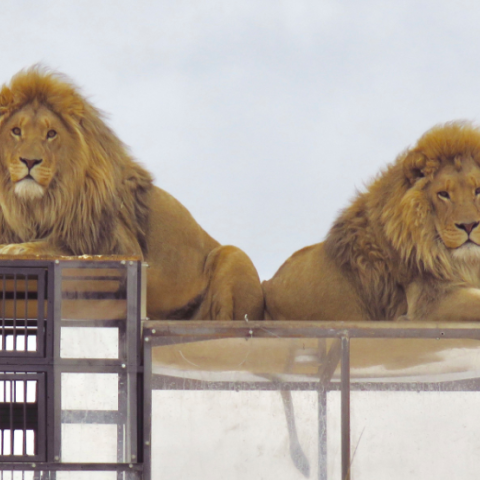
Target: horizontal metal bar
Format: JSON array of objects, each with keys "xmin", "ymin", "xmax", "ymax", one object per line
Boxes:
[
  {"xmin": 0, "ymin": 463, "xmax": 143, "ymax": 471},
  {"xmin": 61, "ymin": 319, "xmax": 125, "ymax": 327},
  {"xmin": 153, "ymin": 375, "xmax": 325, "ymax": 391},
  {"xmin": 0, "ymin": 319, "xmax": 40, "ymax": 326},
  {"xmin": 0, "ymin": 354, "xmax": 46, "ymax": 361},
  {"xmin": 55, "ymin": 362, "xmax": 143, "ymax": 371},
  {"xmin": 0, "ymin": 363, "xmax": 142, "ymax": 373},
  {"xmin": 144, "ymin": 320, "xmax": 480, "ymax": 342},
  {"xmin": 0, "ymin": 266, "xmax": 49, "ymax": 274},
  {"xmin": 0, "ymin": 454, "xmax": 45, "ymax": 463},
  {"xmin": 62, "ymin": 276, "xmax": 125, "ymax": 281},
  {"xmin": 0, "ymin": 261, "xmax": 53, "ymax": 268},
  {"xmin": 0, "ymin": 372, "xmax": 44, "ymax": 380},
  {"xmin": 151, "ymin": 374, "xmax": 480, "ymax": 392},
  {"xmin": 61, "ymin": 410, "xmax": 122, "ymax": 424},
  {"xmin": 57, "ymin": 261, "xmax": 135, "ymax": 269},
  {"xmin": 0, "ymin": 363, "xmax": 52, "ymax": 370}
]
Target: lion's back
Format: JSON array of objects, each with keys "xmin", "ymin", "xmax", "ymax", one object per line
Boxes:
[{"xmin": 264, "ymin": 242, "xmax": 368, "ymax": 321}]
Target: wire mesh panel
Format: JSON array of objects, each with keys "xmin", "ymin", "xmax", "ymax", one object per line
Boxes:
[
  {"xmin": 0, "ymin": 269, "xmax": 46, "ymax": 358},
  {"xmin": 0, "ymin": 372, "xmax": 45, "ymax": 461}
]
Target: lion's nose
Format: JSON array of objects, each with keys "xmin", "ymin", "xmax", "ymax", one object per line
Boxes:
[
  {"xmin": 19, "ymin": 157, "xmax": 42, "ymax": 170},
  {"xmin": 456, "ymin": 222, "xmax": 480, "ymax": 234}
]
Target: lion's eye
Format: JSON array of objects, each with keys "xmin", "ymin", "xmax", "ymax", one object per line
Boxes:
[
  {"xmin": 476, "ymin": 187, "xmax": 480, "ymax": 196},
  {"xmin": 438, "ymin": 191, "xmax": 450, "ymax": 199},
  {"xmin": 12, "ymin": 127, "xmax": 21, "ymax": 136},
  {"xmin": 46, "ymin": 129, "xmax": 57, "ymax": 139}
]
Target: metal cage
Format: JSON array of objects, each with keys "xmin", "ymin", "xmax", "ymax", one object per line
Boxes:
[
  {"xmin": 143, "ymin": 320, "xmax": 480, "ymax": 480},
  {"xmin": 0, "ymin": 257, "xmax": 146, "ymax": 480},
  {"xmin": 4, "ymin": 256, "xmax": 480, "ymax": 479}
]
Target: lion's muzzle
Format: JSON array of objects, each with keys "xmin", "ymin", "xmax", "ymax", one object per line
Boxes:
[{"xmin": 19, "ymin": 157, "xmax": 43, "ymax": 171}]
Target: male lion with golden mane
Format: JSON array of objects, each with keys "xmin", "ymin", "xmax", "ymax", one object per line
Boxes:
[
  {"xmin": 0, "ymin": 67, "xmax": 264, "ymax": 320},
  {"xmin": 264, "ymin": 122, "xmax": 480, "ymax": 321}
]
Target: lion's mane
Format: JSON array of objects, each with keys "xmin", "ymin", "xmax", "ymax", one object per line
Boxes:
[
  {"xmin": 325, "ymin": 122, "xmax": 480, "ymax": 319},
  {"xmin": 0, "ymin": 67, "xmax": 152, "ymax": 255}
]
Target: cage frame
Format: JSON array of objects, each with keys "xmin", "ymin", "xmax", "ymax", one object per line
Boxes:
[
  {"xmin": 143, "ymin": 320, "xmax": 480, "ymax": 480},
  {"xmin": 0, "ymin": 257, "xmax": 145, "ymax": 480}
]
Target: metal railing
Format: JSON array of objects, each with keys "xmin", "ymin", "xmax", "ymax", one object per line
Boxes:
[{"xmin": 143, "ymin": 320, "xmax": 480, "ymax": 480}]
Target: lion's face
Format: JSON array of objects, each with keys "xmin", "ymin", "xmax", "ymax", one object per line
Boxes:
[
  {"xmin": 0, "ymin": 103, "xmax": 72, "ymax": 200},
  {"xmin": 427, "ymin": 156, "xmax": 480, "ymax": 260}
]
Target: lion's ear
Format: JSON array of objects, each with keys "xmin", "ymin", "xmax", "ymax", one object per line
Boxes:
[
  {"xmin": 403, "ymin": 150, "xmax": 427, "ymax": 184},
  {"xmin": 0, "ymin": 86, "xmax": 13, "ymax": 115}
]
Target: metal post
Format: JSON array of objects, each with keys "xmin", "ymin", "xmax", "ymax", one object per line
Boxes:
[
  {"xmin": 318, "ymin": 385, "xmax": 327, "ymax": 480},
  {"xmin": 126, "ymin": 262, "xmax": 139, "ymax": 464},
  {"xmin": 341, "ymin": 336, "xmax": 351, "ymax": 480},
  {"xmin": 317, "ymin": 338, "xmax": 328, "ymax": 480},
  {"xmin": 143, "ymin": 335, "xmax": 152, "ymax": 480}
]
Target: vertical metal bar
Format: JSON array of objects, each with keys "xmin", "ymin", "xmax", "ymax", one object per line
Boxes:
[
  {"xmin": 117, "ymin": 371, "xmax": 127, "ymax": 466},
  {"xmin": 126, "ymin": 262, "xmax": 139, "ymax": 367},
  {"xmin": 1, "ymin": 274, "xmax": 5, "ymax": 351},
  {"xmin": 317, "ymin": 338, "xmax": 328, "ymax": 480},
  {"xmin": 46, "ymin": 262, "xmax": 62, "ymax": 463},
  {"xmin": 45, "ymin": 265, "xmax": 54, "ymax": 361},
  {"xmin": 1, "ymin": 379, "xmax": 3, "ymax": 456},
  {"xmin": 37, "ymin": 375, "xmax": 47, "ymax": 461},
  {"xmin": 341, "ymin": 336, "xmax": 351, "ymax": 480},
  {"xmin": 23, "ymin": 380, "xmax": 26, "ymax": 455},
  {"xmin": 128, "ymin": 371, "xmax": 138, "ymax": 462},
  {"xmin": 24, "ymin": 275, "xmax": 28, "ymax": 354},
  {"xmin": 46, "ymin": 363, "xmax": 55, "ymax": 462},
  {"xmin": 13, "ymin": 275, "xmax": 17, "ymax": 352},
  {"xmin": 9, "ymin": 380, "xmax": 13, "ymax": 456},
  {"xmin": 143, "ymin": 335, "xmax": 152, "ymax": 480},
  {"xmin": 1, "ymin": 379, "xmax": 4, "ymax": 457},
  {"xmin": 53, "ymin": 360, "xmax": 62, "ymax": 459},
  {"xmin": 138, "ymin": 262, "xmax": 145, "ymax": 366},
  {"xmin": 45, "ymin": 263, "xmax": 56, "ymax": 476},
  {"xmin": 126, "ymin": 262, "xmax": 139, "ymax": 463},
  {"xmin": 36, "ymin": 270, "xmax": 46, "ymax": 358},
  {"xmin": 318, "ymin": 385, "xmax": 327, "ymax": 480}
]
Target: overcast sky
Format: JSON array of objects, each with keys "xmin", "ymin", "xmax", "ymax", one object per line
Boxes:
[{"xmin": 2, "ymin": 0, "xmax": 480, "ymax": 279}]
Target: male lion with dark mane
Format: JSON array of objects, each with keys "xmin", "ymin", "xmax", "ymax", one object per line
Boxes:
[
  {"xmin": 0, "ymin": 67, "xmax": 264, "ymax": 320},
  {"xmin": 264, "ymin": 122, "xmax": 480, "ymax": 321}
]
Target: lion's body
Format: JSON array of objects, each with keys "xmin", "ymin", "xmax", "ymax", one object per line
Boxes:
[
  {"xmin": 265, "ymin": 123, "xmax": 480, "ymax": 321},
  {"xmin": 263, "ymin": 243, "xmax": 371, "ymax": 320},
  {"xmin": 0, "ymin": 68, "xmax": 264, "ymax": 320}
]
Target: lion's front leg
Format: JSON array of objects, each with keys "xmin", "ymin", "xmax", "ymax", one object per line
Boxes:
[
  {"xmin": 195, "ymin": 245, "xmax": 264, "ymax": 320},
  {"xmin": 0, "ymin": 241, "xmax": 65, "ymax": 256},
  {"xmin": 426, "ymin": 288, "xmax": 480, "ymax": 321},
  {"xmin": 406, "ymin": 280, "xmax": 480, "ymax": 321}
]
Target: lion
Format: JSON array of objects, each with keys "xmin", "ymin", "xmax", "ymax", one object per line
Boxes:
[
  {"xmin": 0, "ymin": 67, "xmax": 264, "ymax": 320},
  {"xmin": 264, "ymin": 122, "xmax": 480, "ymax": 321}
]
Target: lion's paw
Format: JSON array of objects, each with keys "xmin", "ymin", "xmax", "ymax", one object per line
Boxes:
[{"xmin": 0, "ymin": 243, "xmax": 33, "ymax": 255}]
